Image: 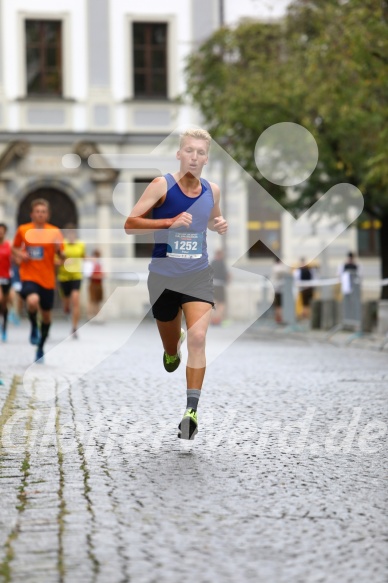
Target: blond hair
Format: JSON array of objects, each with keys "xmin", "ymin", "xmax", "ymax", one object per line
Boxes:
[
  {"xmin": 179, "ymin": 128, "xmax": 212, "ymax": 150},
  {"xmin": 31, "ymin": 198, "xmax": 50, "ymax": 212}
]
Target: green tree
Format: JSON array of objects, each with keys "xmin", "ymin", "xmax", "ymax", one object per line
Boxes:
[{"xmin": 185, "ymin": 0, "xmax": 388, "ymax": 298}]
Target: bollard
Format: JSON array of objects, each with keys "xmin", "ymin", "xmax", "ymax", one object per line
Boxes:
[
  {"xmin": 326, "ymin": 272, "xmax": 362, "ymax": 342},
  {"xmin": 282, "ymin": 273, "xmax": 297, "ymax": 327},
  {"xmin": 256, "ymin": 279, "xmax": 274, "ymax": 325}
]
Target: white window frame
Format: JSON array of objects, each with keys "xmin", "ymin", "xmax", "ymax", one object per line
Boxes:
[
  {"xmin": 126, "ymin": 13, "xmax": 177, "ymax": 100},
  {"xmin": 18, "ymin": 11, "xmax": 71, "ymax": 99}
]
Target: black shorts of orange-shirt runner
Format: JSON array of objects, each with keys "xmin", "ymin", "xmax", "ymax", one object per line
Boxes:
[
  {"xmin": 148, "ymin": 266, "xmax": 215, "ymax": 322},
  {"xmin": 20, "ymin": 281, "xmax": 54, "ymax": 311}
]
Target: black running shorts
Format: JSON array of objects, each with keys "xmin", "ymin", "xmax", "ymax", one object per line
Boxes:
[
  {"xmin": 148, "ymin": 266, "xmax": 214, "ymax": 322},
  {"xmin": 59, "ymin": 279, "xmax": 82, "ymax": 297},
  {"xmin": 0, "ymin": 282, "xmax": 11, "ymax": 296},
  {"xmin": 21, "ymin": 281, "xmax": 55, "ymax": 311}
]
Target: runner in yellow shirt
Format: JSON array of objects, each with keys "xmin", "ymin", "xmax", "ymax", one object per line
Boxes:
[{"xmin": 57, "ymin": 224, "xmax": 86, "ymax": 338}]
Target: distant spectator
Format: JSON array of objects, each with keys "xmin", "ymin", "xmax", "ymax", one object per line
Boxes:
[
  {"xmin": 87, "ymin": 249, "xmax": 104, "ymax": 319},
  {"xmin": 338, "ymin": 252, "xmax": 361, "ymax": 295},
  {"xmin": 271, "ymin": 257, "xmax": 290, "ymax": 324},
  {"xmin": 294, "ymin": 258, "xmax": 316, "ymax": 319}
]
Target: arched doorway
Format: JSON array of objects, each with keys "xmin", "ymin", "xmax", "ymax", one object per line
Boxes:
[{"xmin": 17, "ymin": 187, "xmax": 78, "ymax": 227}]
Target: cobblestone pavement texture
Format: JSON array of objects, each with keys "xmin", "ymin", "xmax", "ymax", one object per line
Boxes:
[{"xmin": 0, "ymin": 318, "xmax": 387, "ymax": 583}]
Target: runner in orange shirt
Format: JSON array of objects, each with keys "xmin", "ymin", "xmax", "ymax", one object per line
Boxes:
[{"xmin": 12, "ymin": 198, "xmax": 64, "ymax": 362}]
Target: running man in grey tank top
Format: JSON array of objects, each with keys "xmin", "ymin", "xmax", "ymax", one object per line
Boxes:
[{"xmin": 124, "ymin": 128, "xmax": 227, "ymax": 440}]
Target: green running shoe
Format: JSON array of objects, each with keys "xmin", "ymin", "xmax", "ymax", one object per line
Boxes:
[
  {"xmin": 163, "ymin": 328, "xmax": 185, "ymax": 373},
  {"xmin": 178, "ymin": 408, "xmax": 198, "ymax": 440}
]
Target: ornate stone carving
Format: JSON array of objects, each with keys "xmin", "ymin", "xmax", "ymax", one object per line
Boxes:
[
  {"xmin": 73, "ymin": 141, "xmax": 118, "ymax": 183},
  {"xmin": 0, "ymin": 141, "xmax": 30, "ymax": 173}
]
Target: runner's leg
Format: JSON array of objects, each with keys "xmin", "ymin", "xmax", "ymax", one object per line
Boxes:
[
  {"xmin": 63, "ymin": 296, "xmax": 70, "ymax": 315},
  {"xmin": 177, "ymin": 301, "xmax": 212, "ymax": 439},
  {"xmin": 26, "ymin": 292, "xmax": 39, "ymax": 314},
  {"xmin": 26, "ymin": 292, "xmax": 40, "ymax": 343},
  {"xmin": 0, "ymin": 287, "xmax": 8, "ymax": 340},
  {"xmin": 156, "ymin": 309, "xmax": 182, "ymax": 356},
  {"xmin": 182, "ymin": 301, "xmax": 212, "ymax": 389},
  {"xmin": 70, "ymin": 289, "xmax": 81, "ymax": 332},
  {"xmin": 38, "ymin": 309, "xmax": 51, "ymax": 352},
  {"xmin": 1, "ymin": 293, "xmax": 9, "ymax": 339},
  {"xmin": 35, "ymin": 287, "xmax": 54, "ymax": 360}
]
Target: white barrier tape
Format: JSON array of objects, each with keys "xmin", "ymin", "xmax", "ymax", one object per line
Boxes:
[
  {"xmin": 361, "ymin": 278, "xmax": 388, "ymax": 289},
  {"xmin": 294, "ymin": 278, "xmax": 340, "ymax": 288},
  {"xmin": 109, "ymin": 273, "xmax": 388, "ymax": 288},
  {"xmin": 295, "ymin": 277, "xmax": 388, "ymax": 289},
  {"xmin": 112, "ymin": 272, "xmax": 148, "ymax": 281}
]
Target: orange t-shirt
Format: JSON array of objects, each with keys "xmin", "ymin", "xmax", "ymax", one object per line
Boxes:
[{"xmin": 13, "ymin": 223, "xmax": 64, "ymax": 289}]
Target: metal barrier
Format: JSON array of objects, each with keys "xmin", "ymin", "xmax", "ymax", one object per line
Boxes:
[
  {"xmin": 256, "ymin": 275, "xmax": 300, "ymax": 330},
  {"xmin": 325, "ymin": 272, "xmax": 362, "ymax": 343},
  {"xmin": 283, "ymin": 273, "xmax": 298, "ymax": 329},
  {"xmin": 256, "ymin": 274, "xmax": 302, "ymax": 331},
  {"xmin": 286, "ymin": 275, "xmax": 338, "ymax": 332},
  {"xmin": 271, "ymin": 272, "xmax": 362, "ymax": 338},
  {"xmin": 255, "ymin": 278, "xmax": 275, "ymax": 327},
  {"xmin": 380, "ymin": 334, "xmax": 388, "ymax": 350},
  {"xmin": 256, "ymin": 270, "xmax": 388, "ymax": 347}
]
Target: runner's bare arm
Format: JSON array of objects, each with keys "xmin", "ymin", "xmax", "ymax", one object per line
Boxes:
[
  {"xmin": 124, "ymin": 177, "xmax": 192, "ymax": 234},
  {"xmin": 11, "ymin": 234, "xmax": 29, "ymax": 264},
  {"xmin": 11, "ymin": 247, "xmax": 28, "ymax": 264},
  {"xmin": 55, "ymin": 248, "xmax": 65, "ymax": 266},
  {"xmin": 207, "ymin": 183, "xmax": 228, "ymax": 234},
  {"xmin": 54, "ymin": 230, "xmax": 65, "ymax": 264}
]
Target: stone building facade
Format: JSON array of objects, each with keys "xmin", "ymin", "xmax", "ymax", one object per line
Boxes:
[{"xmin": 0, "ymin": 0, "xmax": 380, "ymax": 319}]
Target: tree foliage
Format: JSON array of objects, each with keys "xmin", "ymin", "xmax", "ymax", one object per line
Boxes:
[{"xmin": 185, "ymin": 0, "xmax": 388, "ymax": 294}]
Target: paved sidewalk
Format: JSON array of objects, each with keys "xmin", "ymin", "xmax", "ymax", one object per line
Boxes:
[
  {"xmin": 250, "ymin": 318, "xmax": 388, "ymax": 352},
  {"xmin": 0, "ymin": 319, "xmax": 387, "ymax": 583}
]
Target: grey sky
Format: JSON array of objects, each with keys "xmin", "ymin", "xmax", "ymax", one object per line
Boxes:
[{"xmin": 224, "ymin": 0, "xmax": 293, "ymax": 24}]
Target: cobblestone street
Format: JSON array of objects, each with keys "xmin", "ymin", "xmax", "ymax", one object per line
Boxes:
[{"xmin": 0, "ymin": 319, "xmax": 387, "ymax": 583}]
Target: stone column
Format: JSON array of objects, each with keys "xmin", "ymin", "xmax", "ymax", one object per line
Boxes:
[
  {"xmin": 88, "ymin": 0, "xmax": 112, "ymax": 130},
  {"xmin": 94, "ymin": 178, "xmax": 114, "ymax": 316},
  {"xmin": 95, "ymin": 179, "xmax": 112, "ymax": 264}
]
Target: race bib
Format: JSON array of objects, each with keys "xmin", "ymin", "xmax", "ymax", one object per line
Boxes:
[
  {"xmin": 166, "ymin": 232, "xmax": 203, "ymax": 259},
  {"xmin": 26, "ymin": 246, "xmax": 44, "ymax": 260}
]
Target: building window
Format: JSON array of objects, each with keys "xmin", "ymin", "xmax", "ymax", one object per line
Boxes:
[
  {"xmin": 134, "ymin": 178, "xmax": 157, "ymax": 258},
  {"xmin": 358, "ymin": 218, "xmax": 381, "ymax": 257},
  {"xmin": 247, "ymin": 183, "xmax": 281, "ymax": 258},
  {"xmin": 133, "ymin": 22, "xmax": 168, "ymax": 98},
  {"xmin": 26, "ymin": 20, "xmax": 62, "ymax": 96},
  {"xmin": 248, "ymin": 224, "xmax": 281, "ymax": 258}
]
